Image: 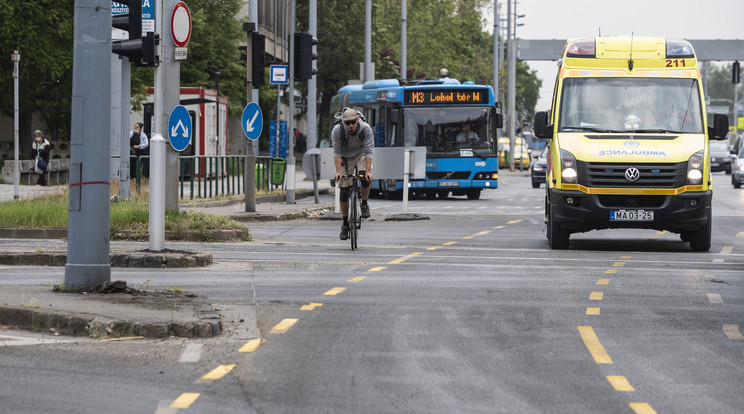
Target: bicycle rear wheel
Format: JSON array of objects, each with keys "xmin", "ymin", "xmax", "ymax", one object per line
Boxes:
[{"xmin": 349, "ymin": 182, "xmax": 359, "ymax": 250}]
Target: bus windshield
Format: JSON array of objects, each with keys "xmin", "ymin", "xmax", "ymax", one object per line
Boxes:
[
  {"xmin": 558, "ymin": 78, "xmax": 704, "ymax": 134},
  {"xmin": 403, "ymin": 107, "xmax": 493, "ymax": 155}
]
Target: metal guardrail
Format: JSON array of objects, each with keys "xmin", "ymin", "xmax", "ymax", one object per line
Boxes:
[{"xmin": 128, "ymin": 155, "xmax": 282, "ymax": 200}]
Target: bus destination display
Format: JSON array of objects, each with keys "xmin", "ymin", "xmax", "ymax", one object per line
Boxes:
[{"xmin": 405, "ymin": 88, "xmax": 489, "ymax": 105}]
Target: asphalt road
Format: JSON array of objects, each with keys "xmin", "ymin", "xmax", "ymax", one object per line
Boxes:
[{"xmin": 1, "ymin": 170, "xmax": 742, "ymax": 413}]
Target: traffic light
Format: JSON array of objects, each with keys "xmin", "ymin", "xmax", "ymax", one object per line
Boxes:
[
  {"xmin": 294, "ymin": 32, "xmax": 318, "ymax": 81},
  {"xmin": 252, "ymin": 33, "xmax": 266, "ymax": 88},
  {"xmin": 111, "ymin": 0, "xmax": 159, "ymax": 67},
  {"xmin": 733, "ymin": 61, "xmax": 740, "ymax": 84}
]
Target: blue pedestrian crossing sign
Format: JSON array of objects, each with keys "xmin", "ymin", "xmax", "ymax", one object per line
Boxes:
[
  {"xmin": 168, "ymin": 105, "xmax": 192, "ymax": 152},
  {"xmin": 242, "ymin": 102, "xmax": 263, "ymax": 141}
]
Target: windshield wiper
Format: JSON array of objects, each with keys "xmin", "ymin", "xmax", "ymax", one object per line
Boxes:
[
  {"xmin": 561, "ymin": 125, "xmax": 621, "ymax": 133},
  {"xmin": 628, "ymin": 129, "xmax": 679, "ymax": 134}
]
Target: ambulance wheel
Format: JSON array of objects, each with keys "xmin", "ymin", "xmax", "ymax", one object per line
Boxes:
[
  {"xmin": 547, "ymin": 205, "xmax": 569, "ymax": 249},
  {"xmin": 689, "ymin": 211, "xmax": 712, "ymax": 252}
]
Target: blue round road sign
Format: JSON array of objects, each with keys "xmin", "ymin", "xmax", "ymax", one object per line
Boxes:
[
  {"xmin": 168, "ymin": 105, "xmax": 192, "ymax": 152},
  {"xmin": 242, "ymin": 102, "xmax": 263, "ymax": 141}
]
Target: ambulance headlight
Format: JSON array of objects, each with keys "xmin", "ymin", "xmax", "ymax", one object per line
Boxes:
[
  {"xmin": 686, "ymin": 150, "xmax": 704, "ymax": 184},
  {"xmin": 560, "ymin": 149, "xmax": 578, "ymax": 183}
]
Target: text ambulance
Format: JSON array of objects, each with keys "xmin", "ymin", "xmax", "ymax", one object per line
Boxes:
[{"xmin": 533, "ymin": 36, "xmax": 729, "ymax": 251}]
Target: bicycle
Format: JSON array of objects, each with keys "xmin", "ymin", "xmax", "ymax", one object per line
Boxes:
[{"xmin": 340, "ymin": 167, "xmax": 366, "ymax": 250}]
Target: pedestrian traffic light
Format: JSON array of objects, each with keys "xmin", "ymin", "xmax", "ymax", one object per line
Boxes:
[
  {"xmin": 111, "ymin": 0, "xmax": 159, "ymax": 67},
  {"xmin": 252, "ymin": 33, "xmax": 266, "ymax": 88},
  {"xmin": 733, "ymin": 61, "xmax": 740, "ymax": 84},
  {"xmin": 294, "ymin": 32, "xmax": 318, "ymax": 81}
]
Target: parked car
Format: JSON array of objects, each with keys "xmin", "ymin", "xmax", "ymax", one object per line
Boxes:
[
  {"xmin": 732, "ymin": 145, "xmax": 744, "ymax": 188},
  {"xmin": 710, "ymin": 141, "xmax": 731, "ymax": 174},
  {"xmin": 531, "ymin": 147, "xmax": 549, "ymax": 188},
  {"xmin": 497, "ymin": 137, "xmax": 530, "ymax": 169}
]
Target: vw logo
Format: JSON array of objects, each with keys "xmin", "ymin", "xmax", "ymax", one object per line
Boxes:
[
  {"xmin": 624, "ymin": 141, "xmax": 640, "ymax": 147},
  {"xmin": 625, "ymin": 167, "xmax": 640, "ymax": 182}
]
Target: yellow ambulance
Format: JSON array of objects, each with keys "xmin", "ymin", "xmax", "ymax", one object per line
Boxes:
[{"xmin": 533, "ymin": 36, "xmax": 729, "ymax": 251}]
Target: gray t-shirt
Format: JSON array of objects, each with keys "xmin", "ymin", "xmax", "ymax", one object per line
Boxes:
[{"xmin": 331, "ymin": 121, "xmax": 374, "ymax": 159}]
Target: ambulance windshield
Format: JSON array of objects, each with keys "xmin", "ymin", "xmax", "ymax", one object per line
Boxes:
[{"xmin": 558, "ymin": 78, "xmax": 704, "ymax": 134}]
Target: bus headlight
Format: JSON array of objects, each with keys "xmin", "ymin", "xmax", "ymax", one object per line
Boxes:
[
  {"xmin": 686, "ymin": 150, "xmax": 704, "ymax": 184},
  {"xmin": 560, "ymin": 149, "xmax": 578, "ymax": 183}
]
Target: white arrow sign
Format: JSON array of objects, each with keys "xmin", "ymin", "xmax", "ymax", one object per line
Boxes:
[
  {"xmin": 245, "ymin": 110, "xmax": 260, "ymax": 133},
  {"xmin": 171, "ymin": 119, "xmax": 189, "ymax": 137}
]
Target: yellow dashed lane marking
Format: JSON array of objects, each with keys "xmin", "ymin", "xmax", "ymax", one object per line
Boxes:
[
  {"xmin": 590, "ymin": 291, "xmax": 604, "ymax": 300},
  {"xmin": 475, "ymin": 231, "xmax": 491, "ymax": 236},
  {"xmin": 604, "ymin": 268, "xmax": 618, "ymax": 274},
  {"xmin": 720, "ymin": 246, "xmax": 733, "ymax": 254},
  {"xmin": 629, "ymin": 402, "xmax": 658, "ymax": 414},
  {"xmin": 238, "ymin": 338, "xmax": 263, "ymax": 353},
  {"xmin": 368, "ymin": 266, "xmax": 386, "ymax": 271},
  {"xmin": 348, "ymin": 276, "xmax": 366, "ymax": 282},
  {"xmin": 607, "ymin": 375, "xmax": 635, "ymax": 391},
  {"xmin": 201, "ymin": 365, "xmax": 236, "ymax": 381},
  {"xmin": 426, "ymin": 246, "xmax": 442, "ymax": 250},
  {"xmin": 621, "ymin": 256, "xmax": 632, "ymax": 259},
  {"xmin": 478, "ymin": 206, "xmax": 487, "ymax": 210},
  {"xmin": 586, "ymin": 307, "xmax": 600, "ymax": 315},
  {"xmin": 736, "ymin": 232, "xmax": 744, "ymax": 237},
  {"xmin": 613, "ymin": 262, "xmax": 625, "ymax": 267},
  {"xmin": 723, "ymin": 324, "xmax": 744, "ymax": 340},
  {"xmin": 389, "ymin": 252, "xmax": 423, "ymax": 264},
  {"xmin": 706, "ymin": 293, "xmax": 723, "ymax": 304},
  {"xmin": 301, "ymin": 303, "xmax": 323, "ymax": 310},
  {"xmin": 443, "ymin": 241, "xmax": 457, "ymax": 246},
  {"xmin": 170, "ymin": 393, "xmax": 200, "ymax": 409},
  {"xmin": 270, "ymin": 318, "xmax": 298, "ymax": 334},
  {"xmin": 506, "ymin": 219, "xmax": 523, "ymax": 224},
  {"xmin": 577, "ymin": 326, "xmax": 613, "ymax": 364},
  {"xmin": 493, "ymin": 225, "xmax": 506, "ymax": 229},
  {"xmin": 461, "ymin": 235, "xmax": 474, "ymax": 239},
  {"xmin": 596, "ymin": 279, "xmax": 611, "ymax": 286},
  {"xmin": 323, "ymin": 287, "xmax": 346, "ymax": 296},
  {"xmin": 655, "ymin": 231, "xmax": 665, "ymax": 235}
]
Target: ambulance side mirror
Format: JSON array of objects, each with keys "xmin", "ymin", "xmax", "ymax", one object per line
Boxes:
[
  {"xmin": 708, "ymin": 114, "xmax": 729, "ymax": 140},
  {"xmin": 533, "ymin": 111, "xmax": 553, "ymax": 139}
]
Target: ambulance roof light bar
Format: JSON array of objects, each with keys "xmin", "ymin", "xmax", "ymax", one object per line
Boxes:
[{"xmin": 566, "ymin": 39, "xmax": 596, "ymax": 58}]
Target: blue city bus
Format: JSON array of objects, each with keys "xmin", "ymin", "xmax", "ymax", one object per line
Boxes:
[{"xmin": 329, "ymin": 78, "xmax": 503, "ymax": 199}]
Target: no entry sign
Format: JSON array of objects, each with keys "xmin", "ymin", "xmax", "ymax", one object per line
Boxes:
[{"xmin": 171, "ymin": 2, "xmax": 192, "ymax": 48}]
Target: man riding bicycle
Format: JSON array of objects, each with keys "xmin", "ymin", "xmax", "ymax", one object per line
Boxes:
[{"xmin": 332, "ymin": 108, "xmax": 374, "ymax": 240}]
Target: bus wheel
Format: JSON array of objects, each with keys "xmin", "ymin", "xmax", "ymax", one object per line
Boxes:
[
  {"xmin": 437, "ymin": 190, "xmax": 449, "ymax": 199},
  {"xmin": 689, "ymin": 211, "xmax": 712, "ymax": 252},
  {"xmin": 466, "ymin": 190, "xmax": 481, "ymax": 200},
  {"xmin": 548, "ymin": 205, "xmax": 570, "ymax": 249},
  {"xmin": 425, "ymin": 191, "xmax": 436, "ymax": 200}
]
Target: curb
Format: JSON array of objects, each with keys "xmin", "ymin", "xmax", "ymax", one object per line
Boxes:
[
  {"xmin": 0, "ymin": 250, "xmax": 213, "ymax": 268},
  {"xmin": 0, "ymin": 294, "xmax": 221, "ymax": 339}
]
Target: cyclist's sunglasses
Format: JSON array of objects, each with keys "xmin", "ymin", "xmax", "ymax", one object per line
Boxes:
[{"xmin": 344, "ymin": 119, "xmax": 356, "ymax": 125}]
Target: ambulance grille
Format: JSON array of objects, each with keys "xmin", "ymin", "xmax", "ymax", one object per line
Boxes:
[{"xmin": 577, "ymin": 162, "xmax": 687, "ymax": 188}]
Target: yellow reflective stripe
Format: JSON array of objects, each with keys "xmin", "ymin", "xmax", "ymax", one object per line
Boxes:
[{"xmin": 561, "ymin": 184, "xmax": 703, "ymax": 195}]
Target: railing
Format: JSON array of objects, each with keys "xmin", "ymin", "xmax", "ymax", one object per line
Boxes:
[{"xmin": 129, "ymin": 155, "xmax": 281, "ymax": 200}]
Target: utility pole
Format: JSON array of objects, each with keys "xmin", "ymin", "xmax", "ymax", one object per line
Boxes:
[
  {"xmin": 307, "ymin": 0, "xmax": 317, "ymax": 150},
  {"xmin": 66, "ymin": 0, "xmax": 112, "ymax": 289},
  {"xmin": 12, "ymin": 50, "xmax": 20, "ymax": 200},
  {"xmin": 507, "ymin": 0, "xmax": 516, "ymax": 172},
  {"xmin": 401, "ymin": 0, "xmax": 407, "ymax": 82},
  {"xmin": 286, "ymin": 0, "xmax": 296, "ymax": 204},
  {"xmin": 244, "ymin": 20, "xmax": 257, "ymax": 212}
]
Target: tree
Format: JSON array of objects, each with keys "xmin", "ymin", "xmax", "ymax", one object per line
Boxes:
[{"xmin": 0, "ymin": 1, "xmax": 75, "ymax": 151}]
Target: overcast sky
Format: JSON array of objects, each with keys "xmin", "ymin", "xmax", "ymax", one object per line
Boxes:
[{"xmin": 481, "ymin": 0, "xmax": 744, "ymax": 109}]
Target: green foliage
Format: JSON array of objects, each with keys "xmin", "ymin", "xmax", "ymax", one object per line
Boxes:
[{"xmin": 0, "ymin": 1, "xmax": 75, "ymax": 140}]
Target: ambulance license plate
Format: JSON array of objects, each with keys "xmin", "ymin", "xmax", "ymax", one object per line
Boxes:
[
  {"xmin": 610, "ymin": 210, "xmax": 653, "ymax": 221},
  {"xmin": 439, "ymin": 181, "xmax": 459, "ymax": 187}
]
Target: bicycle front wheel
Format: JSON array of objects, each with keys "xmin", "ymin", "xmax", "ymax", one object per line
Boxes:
[{"xmin": 349, "ymin": 183, "xmax": 359, "ymax": 250}]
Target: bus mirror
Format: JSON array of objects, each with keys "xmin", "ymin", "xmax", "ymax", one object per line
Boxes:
[
  {"xmin": 496, "ymin": 112, "xmax": 504, "ymax": 129},
  {"xmin": 533, "ymin": 111, "xmax": 553, "ymax": 139},
  {"xmin": 708, "ymin": 113, "xmax": 729, "ymax": 140}
]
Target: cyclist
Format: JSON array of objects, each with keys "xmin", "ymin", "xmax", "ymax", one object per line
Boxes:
[{"xmin": 332, "ymin": 108, "xmax": 374, "ymax": 240}]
